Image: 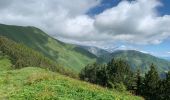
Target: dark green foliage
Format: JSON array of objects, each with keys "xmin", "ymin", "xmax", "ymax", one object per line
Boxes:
[
  {"xmin": 79, "ymin": 63, "xmax": 108, "ymax": 86},
  {"xmin": 79, "ymin": 59, "xmax": 134, "ymax": 91},
  {"xmin": 112, "ymin": 82, "xmax": 127, "ymax": 92},
  {"xmin": 80, "ymin": 59, "xmax": 170, "ymax": 100},
  {"xmin": 0, "ymin": 36, "xmax": 77, "ymax": 78},
  {"xmin": 165, "ymin": 71, "xmax": 170, "ymax": 99},
  {"xmin": 157, "ymin": 71, "xmax": 170, "ymax": 100},
  {"xmin": 135, "ymin": 69, "xmax": 143, "ymax": 95},
  {"xmin": 142, "ymin": 64, "xmax": 160, "ymax": 100},
  {"xmin": 135, "ymin": 65, "xmax": 170, "ymax": 100},
  {"xmin": 133, "ymin": 65, "xmax": 170, "ymax": 100},
  {"xmin": 106, "ymin": 59, "xmax": 134, "ymax": 89}
]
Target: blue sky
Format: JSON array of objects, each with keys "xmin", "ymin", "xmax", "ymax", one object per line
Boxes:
[
  {"xmin": 87, "ymin": 0, "xmax": 121, "ymax": 16},
  {"xmin": 157, "ymin": 0, "xmax": 170, "ymax": 15},
  {"xmin": 88, "ymin": 0, "xmax": 170, "ymax": 16},
  {"xmin": 87, "ymin": 0, "xmax": 170, "ymax": 57}
]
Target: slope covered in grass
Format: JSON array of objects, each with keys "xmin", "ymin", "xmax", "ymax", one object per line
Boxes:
[
  {"xmin": 0, "ymin": 24, "xmax": 96, "ymax": 72},
  {"xmin": 0, "ymin": 57, "xmax": 142, "ymax": 100}
]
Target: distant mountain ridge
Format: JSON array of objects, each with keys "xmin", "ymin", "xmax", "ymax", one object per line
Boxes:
[
  {"xmin": 79, "ymin": 46, "xmax": 110, "ymax": 57},
  {"xmin": 82, "ymin": 45, "xmax": 170, "ymax": 73},
  {"xmin": 108, "ymin": 50, "xmax": 170, "ymax": 74},
  {"xmin": 0, "ymin": 23, "xmax": 97, "ymax": 72},
  {"xmin": 162, "ymin": 57, "xmax": 170, "ymax": 61}
]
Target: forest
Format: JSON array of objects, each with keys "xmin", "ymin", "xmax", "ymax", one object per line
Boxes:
[{"xmin": 80, "ymin": 59, "xmax": 170, "ymax": 100}]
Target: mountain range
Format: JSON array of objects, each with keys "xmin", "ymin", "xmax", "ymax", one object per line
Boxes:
[
  {"xmin": 0, "ymin": 23, "xmax": 170, "ymax": 74},
  {"xmin": 84, "ymin": 46, "xmax": 170, "ymax": 74}
]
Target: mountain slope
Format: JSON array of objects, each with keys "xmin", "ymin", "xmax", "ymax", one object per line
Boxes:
[
  {"xmin": 0, "ymin": 57, "xmax": 142, "ymax": 100},
  {"xmin": 162, "ymin": 57, "xmax": 170, "ymax": 61},
  {"xmin": 108, "ymin": 50, "xmax": 170, "ymax": 74},
  {"xmin": 78, "ymin": 46, "xmax": 113, "ymax": 64},
  {"xmin": 0, "ymin": 24, "xmax": 97, "ymax": 72},
  {"xmin": 80, "ymin": 46, "xmax": 110, "ymax": 57}
]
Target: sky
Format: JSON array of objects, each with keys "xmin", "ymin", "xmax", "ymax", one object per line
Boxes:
[{"xmin": 0, "ymin": 0, "xmax": 170, "ymax": 57}]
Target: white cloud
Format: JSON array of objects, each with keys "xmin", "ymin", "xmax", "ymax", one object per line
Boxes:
[
  {"xmin": 168, "ymin": 52, "xmax": 170, "ymax": 54},
  {"xmin": 0, "ymin": 0, "xmax": 99, "ymax": 24},
  {"xmin": 94, "ymin": 0, "xmax": 170, "ymax": 45},
  {"xmin": 0, "ymin": 0, "xmax": 170, "ymax": 47}
]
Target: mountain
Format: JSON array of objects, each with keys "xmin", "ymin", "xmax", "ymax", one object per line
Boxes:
[
  {"xmin": 77, "ymin": 45, "xmax": 170, "ymax": 75},
  {"xmin": 162, "ymin": 57, "xmax": 170, "ymax": 61},
  {"xmin": 0, "ymin": 56, "xmax": 142, "ymax": 100},
  {"xmin": 0, "ymin": 36, "xmax": 77, "ymax": 77},
  {"xmin": 107, "ymin": 50, "xmax": 170, "ymax": 74},
  {"xmin": 78, "ymin": 46, "xmax": 115, "ymax": 65},
  {"xmin": 0, "ymin": 24, "xmax": 97, "ymax": 72},
  {"xmin": 79, "ymin": 46, "xmax": 111, "ymax": 57}
]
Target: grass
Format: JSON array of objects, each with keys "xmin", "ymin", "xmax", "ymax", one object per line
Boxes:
[
  {"xmin": 0, "ymin": 56, "xmax": 12, "ymax": 71},
  {"xmin": 0, "ymin": 57, "xmax": 143, "ymax": 100}
]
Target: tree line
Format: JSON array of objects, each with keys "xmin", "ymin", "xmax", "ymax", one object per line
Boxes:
[
  {"xmin": 79, "ymin": 59, "xmax": 170, "ymax": 100},
  {"xmin": 0, "ymin": 36, "xmax": 77, "ymax": 78}
]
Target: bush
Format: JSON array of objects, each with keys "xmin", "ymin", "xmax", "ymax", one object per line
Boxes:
[
  {"xmin": 25, "ymin": 72, "xmax": 55, "ymax": 85},
  {"xmin": 113, "ymin": 82, "xmax": 127, "ymax": 92}
]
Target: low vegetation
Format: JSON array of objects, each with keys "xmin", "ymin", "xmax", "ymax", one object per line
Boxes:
[{"xmin": 0, "ymin": 56, "xmax": 142, "ymax": 100}]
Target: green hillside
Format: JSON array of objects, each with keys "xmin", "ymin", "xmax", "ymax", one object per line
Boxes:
[
  {"xmin": 0, "ymin": 24, "xmax": 97, "ymax": 72},
  {"xmin": 108, "ymin": 50, "xmax": 170, "ymax": 74},
  {"xmin": 0, "ymin": 55, "xmax": 142, "ymax": 100}
]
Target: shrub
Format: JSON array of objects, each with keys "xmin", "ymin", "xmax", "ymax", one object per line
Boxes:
[
  {"xmin": 25, "ymin": 72, "xmax": 55, "ymax": 85},
  {"xmin": 113, "ymin": 82, "xmax": 127, "ymax": 92}
]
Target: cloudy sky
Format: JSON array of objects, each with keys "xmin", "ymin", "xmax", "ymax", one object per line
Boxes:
[{"xmin": 0, "ymin": 0, "xmax": 170, "ymax": 57}]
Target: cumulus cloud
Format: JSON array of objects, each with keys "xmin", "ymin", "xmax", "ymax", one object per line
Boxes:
[
  {"xmin": 0, "ymin": 0, "xmax": 170, "ymax": 47},
  {"xmin": 94, "ymin": 0, "xmax": 170, "ymax": 44}
]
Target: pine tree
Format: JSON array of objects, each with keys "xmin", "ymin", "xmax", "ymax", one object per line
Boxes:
[
  {"xmin": 79, "ymin": 63, "xmax": 108, "ymax": 86},
  {"xmin": 136, "ymin": 69, "xmax": 143, "ymax": 95},
  {"xmin": 143, "ymin": 64, "xmax": 160, "ymax": 100},
  {"xmin": 164, "ymin": 71, "xmax": 170, "ymax": 99},
  {"xmin": 106, "ymin": 59, "xmax": 133, "ymax": 89}
]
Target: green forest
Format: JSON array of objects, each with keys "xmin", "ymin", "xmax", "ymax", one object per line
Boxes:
[{"xmin": 80, "ymin": 59, "xmax": 170, "ymax": 100}]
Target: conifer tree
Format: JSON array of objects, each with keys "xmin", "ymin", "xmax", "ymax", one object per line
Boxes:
[
  {"xmin": 136, "ymin": 69, "xmax": 143, "ymax": 95},
  {"xmin": 143, "ymin": 64, "xmax": 160, "ymax": 100},
  {"xmin": 106, "ymin": 59, "xmax": 133, "ymax": 89},
  {"xmin": 164, "ymin": 71, "xmax": 170, "ymax": 99}
]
